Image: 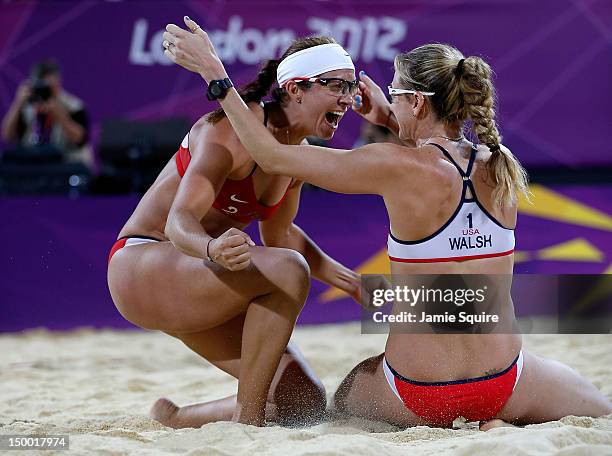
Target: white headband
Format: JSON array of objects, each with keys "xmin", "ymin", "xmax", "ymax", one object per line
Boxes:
[{"xmin": 276, "ymin": 43, "xmax": 355, "ymax": 86}]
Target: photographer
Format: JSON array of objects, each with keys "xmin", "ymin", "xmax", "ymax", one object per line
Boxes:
[{"xmin": 1, "ymin": 60, "xmax": 92, "ymax": 171}]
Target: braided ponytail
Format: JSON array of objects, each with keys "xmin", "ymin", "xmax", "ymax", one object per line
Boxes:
[
  {"xmin": 459, "ymin": 57, "xmax": 529, "ymax": 205},
  {"xmin": 394, "ymin": 44, "xmax": 529, "ymax": 206}
]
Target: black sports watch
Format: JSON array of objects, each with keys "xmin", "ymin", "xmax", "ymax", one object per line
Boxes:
[{"xmin": 206, "ymin": 78, "xmax": 233, "ymax": 101}]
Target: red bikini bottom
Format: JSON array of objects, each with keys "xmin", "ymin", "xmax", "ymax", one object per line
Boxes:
[{"xmin": 383, "ymin": 351, "xmax": 523, "ymax": 427}]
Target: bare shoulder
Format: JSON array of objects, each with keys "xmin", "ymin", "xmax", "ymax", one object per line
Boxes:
[
  {"xmin": 401, "ymin": 143, "xmax": 472, "ymax": 195},
  {"xmin": 191, "ymin": 102, "xmax": 264, "ymax": 142},
  {"xmin": 354, "ymin": 142, "xmax": 446, "ymax": 178},
  {"xmin": 355, "ymin": 141, "xmax": 411, "ymax": 160},
  {"xmin": 472, "ymin": 143, "xmax": 515, "ymax": 184},
  {"xmin": 358, "ymin": 142, "xmax": 443, "ymax": 194},
  {"xmin": 475, "ymin": 142, "xmax": 512, "ymax": 159},
  {"xmin": 395, "ymin": 143, "xmax": 452, "ymax": 177},
  {"xmin": 188, "ymin": 102, "xmax": 265, "ymax": 165}
]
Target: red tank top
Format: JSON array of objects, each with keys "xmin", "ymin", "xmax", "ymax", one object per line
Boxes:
[{"xmin": 175, "ymin": 136, "xmax": 290, "ymax": 224}]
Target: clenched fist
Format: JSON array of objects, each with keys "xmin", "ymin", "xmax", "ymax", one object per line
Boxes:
[{"xmin": 207, "ymin": 227, "xmax": 255, "ymax": 271}]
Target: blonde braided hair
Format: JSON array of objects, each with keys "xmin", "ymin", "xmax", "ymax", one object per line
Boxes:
[{"xmin": 394, "ymin": 44, "xmax": 529, "ymax": 205}]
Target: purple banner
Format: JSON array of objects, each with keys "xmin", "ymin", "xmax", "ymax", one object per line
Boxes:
[{"xmin": 1, "ymin": 0, "xmax": 611, "ymax": 167}]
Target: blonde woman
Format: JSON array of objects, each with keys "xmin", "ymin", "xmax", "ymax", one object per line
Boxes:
[{"xmin": 164, "ymin": 16, "xmax": 612, "ymax": 429}]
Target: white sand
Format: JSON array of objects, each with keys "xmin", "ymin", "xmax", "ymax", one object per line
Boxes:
[{"xmin": 1, "ymin": 323, "xmax": 611, "ymax": 455}]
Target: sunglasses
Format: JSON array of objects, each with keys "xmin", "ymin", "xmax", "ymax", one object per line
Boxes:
[
  {"xmin": 291, "ymin": 77, "xmax": 359, "ymax": 96},
  {"xmin": 388, "ymin": 86, "xmax": 435, "ymax": 97}
]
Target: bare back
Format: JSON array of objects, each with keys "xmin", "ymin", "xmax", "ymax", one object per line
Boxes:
[{"xmin": 382, "ymin": 141, "xmax": 521, "ymax": 381}]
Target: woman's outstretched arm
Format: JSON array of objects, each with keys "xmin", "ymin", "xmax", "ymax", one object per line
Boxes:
[{"xmin": 163, "ymin": 18, "xmax": 406, "ymax": 196}]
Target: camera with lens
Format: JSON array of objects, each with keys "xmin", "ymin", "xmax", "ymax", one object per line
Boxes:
[{"xmin": 29, "ymin": 79, "xmax": 53, "ymax": 103}]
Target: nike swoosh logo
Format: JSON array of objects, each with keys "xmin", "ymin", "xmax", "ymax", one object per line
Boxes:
[{"xmin": 230, "ymin": 194, "xmax": 249, "ymax": 204}]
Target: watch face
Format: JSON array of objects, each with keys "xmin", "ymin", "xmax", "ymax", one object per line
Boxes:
[{"xmin": 211, "ymin": 85, "xmax": 222, "ymax": 96}]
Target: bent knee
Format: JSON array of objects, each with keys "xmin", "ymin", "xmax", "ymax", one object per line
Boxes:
[
  {"xmin": 272, "ymin": 248, "xmax": 310, "ymax": 281},
  {"xmin": 257, "ymin": 248, "xmax": 311, "ymax": 301}
]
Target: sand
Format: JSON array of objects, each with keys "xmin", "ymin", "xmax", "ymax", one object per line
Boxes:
[{"xmin": 1, "ymin": 323, "xmax": 611, "ymax": 455}]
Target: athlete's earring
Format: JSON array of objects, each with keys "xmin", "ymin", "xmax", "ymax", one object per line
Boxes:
[{"xmin": 297, "ymin": 98, "xmax": 302, "ymax": 104}]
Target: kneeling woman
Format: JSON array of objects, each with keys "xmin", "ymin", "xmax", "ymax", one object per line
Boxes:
[
  {"xmin": 165, "ymin": 17, "xmax": 612, "ymax": 428},
  {"xmin": 107, "ymin": 36, "xmax": 361, "ymax": 427}
]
